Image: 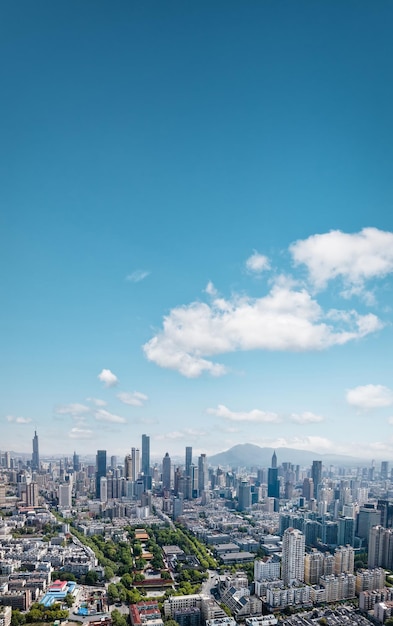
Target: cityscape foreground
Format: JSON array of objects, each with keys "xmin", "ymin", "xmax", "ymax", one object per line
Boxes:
[{"xmin": 1, "ymin": 432, "xmax": 393, "ymax": 626}]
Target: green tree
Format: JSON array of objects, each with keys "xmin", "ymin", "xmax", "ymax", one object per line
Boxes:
[
  {"xmin": 85, "ymin": 570, "xmax": 99, "ymax": 585},
  {"xmin": 111, "ymin": 609, "xmax": 128, "ymax": 626},
  {"xmin": 11, "ymin": 610, "xmax": 26, "ymax": 626}
]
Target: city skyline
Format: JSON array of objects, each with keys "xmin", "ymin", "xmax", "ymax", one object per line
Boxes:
[{"xmin": 2, "ymin": 2, "xmax": 393, "ymax": 459}]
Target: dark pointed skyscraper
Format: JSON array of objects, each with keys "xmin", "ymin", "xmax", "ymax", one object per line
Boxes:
[
  {"xmin": 268, "ymin": 450, "xmax": 279, "ymax": 500},
  {"xmin": 32, "ymin": 431, "xmax": 40, "ymax": 471}
]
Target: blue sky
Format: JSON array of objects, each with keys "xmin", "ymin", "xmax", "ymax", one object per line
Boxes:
[{"xmin": 1, "ymin": 1, "xmax": 393, "ymax": 461}]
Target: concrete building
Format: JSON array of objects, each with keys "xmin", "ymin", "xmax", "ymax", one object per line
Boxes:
[{"xmin": 281, "ymin": 528, "xmax": 305, "ymax": 586}]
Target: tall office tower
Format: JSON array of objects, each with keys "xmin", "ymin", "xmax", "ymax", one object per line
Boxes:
[
  {"xmin": 111, "ymin": 456, "xmax": 117, "ymax": 470},
  {"xmin": 238, "ymin": 480, "xmax": 251, "ymax": 511},
  {"xmin": 73, "ymin": 452, "xmax": 80, "ymax": 472},
  {"xmin": 381, "ymin": 461, "xmax": 389, "ymax": 480},
  {"xmin": 141, "ymin": 434, "xmax": 150, "ymax": 477},
  {"xmin": 31, "ymin": 431, "xmax": 40, "ymax": 471},
  {"xmin": 268, "ymin": 451, "xmax": 279, "ymax": 500},
  {"xmin": 357, "ymin": 506, "xmax": 381, "ymax": 546},
  {"xmin": 338, "ymin": 517, "xmax": 355, "ymax": 547},
  {"xmin": 100, "ymin": 477, "xmax": 108, "ymax": 503},
  {"xmin": 198, "ymin": 453, "xmax": 208, "ymax": 494},
  {"xmin": 190, "ymin": 464, "xmax": 198, "ymax": 497},
  {"xmin": 162, "ymin": 452, "xmax": 171, "ymax": 490},
  {"xmin": 185, "ymin": 446, "xmax": 192, "ymax": 477},
  {"xmin": 124, "ymin": 454, "xmax": 132, "ymax": 480},
  {"xmin": 302, "ymin": 477, "xmax": 314, "ymax": 501},
  {"xmin": 281, "ymin": 528, "xmax": 305, "ymax": 586},
  {"xmin": 58, "ymin": 483, "xmax": 72, "ymax": 508},
  {"xmin": 334, "ymin": 545, "xmax": 354, "ymax": 575},
  {"xmin": 311, "ymin": 461, "xmax": 322, "ymax": 501},
  {"xmin": 131, "ymin": 448, "xmax": 140, "ymax": 481},
  {"xmin": 377, "ymin": 500, "xmax": 393, "ymax": 528},
  {"xmin": 4, "ymin": 451, "xmax": 10, "ymax": 469},
  {"xmin": 95, "ymin": 450, "xmax": 107, "ymax": 498}
]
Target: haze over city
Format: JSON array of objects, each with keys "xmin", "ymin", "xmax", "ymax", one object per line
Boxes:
[{"xmin": 2, "ymin": 2, "xmax": 393, "ymax": 460}]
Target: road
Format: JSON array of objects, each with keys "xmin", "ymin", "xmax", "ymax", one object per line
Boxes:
[{"xmin": 201, "ymin": 569, "xmax": 219, "ymax": 596}]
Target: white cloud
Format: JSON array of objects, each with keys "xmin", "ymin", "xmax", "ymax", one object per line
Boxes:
[
  {"xmin": 95, "ymin": 409, "xmax": 127, "ymax": 424},
  {"xmin": 290, "ymin": 227, "xmax": 393, "ymax": 292},
  {"xmin": 55, "ymin": 403, "xmax": 90, "ymax": 417},
  {"xmin": 98, "ymin": 369, "xmax": 119, "ymax": 387},
  {"xmin": 126, "ymin": 270, "xmax": 150, "ymax": 283},
  {"xmin": 246, "ymin": 251, "xmax": 271, "ymax": 274},
  {"xmin": 69, "ymin": 427, "xmax": 94, "ymax": 440},
  {"xmin": 207, "ymin": 404, "xmax": 280, "ymax": 423},
  {"xmin": 205, "ymin": 281, "xmax": 218, "ymax": 296},
  {"xmin": 86, "ymin": 397, "xmax": 107, "ymax": 407},
  {"xmin": 117, "ymin": 391, "xmax": 148, "ymax": 407},
  {"xmin": 5, "ymin": 415, "xmax": 32, "ymax": 424},
  {"xmin": 155, "ymin": 428, "xmax": 207, "ymax": 441},
  {"xmin": 143, "ymin": 283, "xmax": 382, "ymax": 377},
  {"xmin": 290, "ymin": 411, "xmax": 325, "ymax": 424},
  {"xmin": 346, "ymin": 384, "xmax": 393, "ymax": 409}
]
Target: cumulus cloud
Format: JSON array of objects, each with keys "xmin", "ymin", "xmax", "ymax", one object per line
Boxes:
[
  {"xmin": 126, "ymin": 270, "xmax": 150, "ymax": 283},
  {"xmin": 117, "ymin": 391, "xmax": 148, "ymax": 407},
  {"xmin": 95, "ymin": 409, "xmax": 127, "ymax": 424},
  {"xmin": 143, "ymin": 284, "xmax": 382, "ymax": 377},
  {"xmin": 246, "ymin": 251, "xmax": 271, "ymax": 274},
  {"xmin": 207, "ymin": 404, "xmax": 280, "ymax": 423},
  {"xmin": 55, "ymin": 403, "xmax": 90, "ymax": 417},
  {"xmin": 69, "ymin": 427, "xmax": 93, "ymax": 440},
  {"xmin": 290, "ymin": 227, "xmax": 393, "ymax": 292},
  {"xmin": 98, "ymin": 369, "xmax": 119, "ymax": 387},
  {"xmin": 6, "ymin": 415, "xmax": 32, "ymax": 424},
  {"xmin": 290, "ymin": 411, "xmax": 325, "ymax": 424},
  {"xmin": 87, "ymin": 397, "xmax": 107, "ymax": 407},
  {"xmin": 205, "ymin": 281, "xmax": 218, "ymax": 296},
  {"xmin": 346, "ymin": 384, "xmax": 393, "ymax": 409}
]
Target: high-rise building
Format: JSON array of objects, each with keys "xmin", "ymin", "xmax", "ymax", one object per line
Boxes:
[
  {"xmin": 96, "ymin": 450, "xmax": 107, "ymax": 498},
  {"xmin": 311, "ymin": 461, "xmax": 322, "ymax": 501},
  {"xmin": 72, "ymin": 452, "xmax": 80, "ymax": 472},
  {"xmin": 185, "ymin": 446, "xmax": 192, "ymax": 477},
  {"xmin": 25, "ymin": 482, "xmax": 39, "ymax": 507},
  {"xmin": 131, "ymin": 448, "xmax": 140, "ymax": 481},
  {"xmin": 198, "ymin": 454, "xmax": 208, "ymax": 495},
  {"xmin": 238, "ymin": 480, "xmax": 251, "ymax": 511},
  {"xmin": 281, "ymin": 528, "xmax": 305, "ymax": 586},
  {"xmin": 100, "ymin": 477, "xmax": 108, "ymax": 503},
  {"xmin": 31, "ymin": 431, "xmax": 39, "ymax": 471},
  {"xmin": 268, "ymin": 451, "xmax": 279, "ymax": 500},
  {"xmin": 111, "ymin": 455, "xmax": 117, "ymax": 470},
  {"xmin": 58, "ymin": 483, "xmax": 72, "ymax": 508},
  {"xmin": 338, "ymin": 517, "xmax": 355, "ymax": 547},
  {"xmin": 357, "ymin": 506, "xmax": 381, "ymax": 545},
  {"xmin": 162, "ymin": 452, "xmax": 171, "ymax": 490},
  {"xmin": 334, "ymin": 545, "xmax": 354, "ymax": 575},
  {"xmin": 141, "ymin": 434, "xmax": 150, "ymax": 477}
]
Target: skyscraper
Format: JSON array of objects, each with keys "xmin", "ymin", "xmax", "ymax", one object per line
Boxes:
[
  {"xmin": 31, "ymin": 431, "xmax": 39, "ymax": 471},
  {"xmin": 185, "ymin": 446, "xmax": 192, "ymax": 477},
  {"xmin": 268, "ymin": 451, "xmax": 279, "ymax": 500},
  {"xmin": 162, "ymin": 452, "xmax": 171, "ymax": 490},
  {"xmin": 73, "ymin": 451, "xmax": 80, "ymax": 472},
  {"xmin": 142, "ymin": 434, "xmax": 150, "ymax": 477},
  {"xmin": 198, "ymin": 453, "xmax": 208, "ymax": 495},
  {"xmin": 311, "ymin": 461, "xmax": 322, "ymax": 501},
  {"xmin": 281, "ymin": 528, "xmax": 305, "ymax": 585},
  {"xmin": 96, "ymin": 450, "xmax": 107, "ymax": 498},
  {"xmin": 131, "ymin": 448, "xmax": 140, "ymax": 481}
]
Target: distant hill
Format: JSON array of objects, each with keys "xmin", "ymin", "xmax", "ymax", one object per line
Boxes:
[{"xmin": 208, "ymin": 443, "xmax": 360, "ymax": 468}]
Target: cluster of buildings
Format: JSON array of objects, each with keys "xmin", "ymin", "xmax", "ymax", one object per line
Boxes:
[{"xmin": 4, "ymin": 435, "xmax": 393, "ymax": 624}]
